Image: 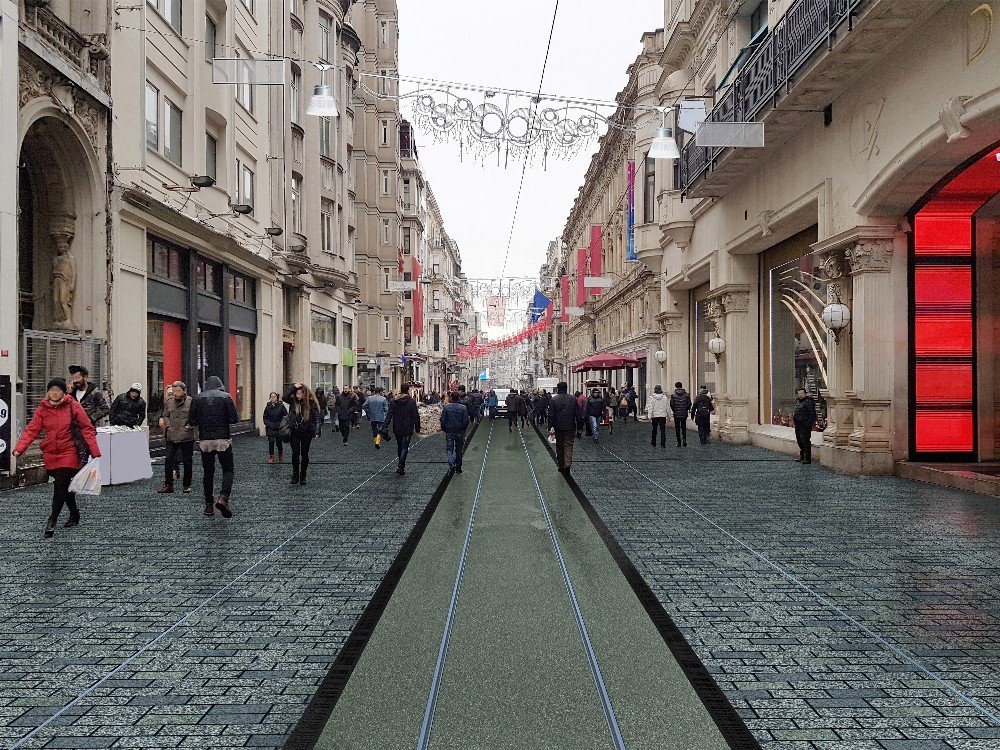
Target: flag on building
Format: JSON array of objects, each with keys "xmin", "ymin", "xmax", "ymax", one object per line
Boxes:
[{"xmin": 530, "ymin": 289, "xmax": 551, "ymax": 323}]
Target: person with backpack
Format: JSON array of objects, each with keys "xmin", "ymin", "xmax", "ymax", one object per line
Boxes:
[
  {"xmin": 616, "ymin": 389, "xmax": 631, "ymax": 424},
  {"xmin": 263, "ymin": 391, "xmax": 288, "ymax": 463},
  {"xmin": 669, "ymin": 381, "xmax": 692, "ymax": 447},
  {"xmin": 691, "ymin": 386, "xmax": 715, "ymax": 445},
  {"xmin": 647, "ymin": 384, "xmax": 670, "ymax": 447},
  {"xmin": 793, "ymin": 387, "xmax": 817, "ymax": 464},
  {"xmin": 440, "ymin": 391, "xmax": 470, "ymax": 475},
  {"xmin": 187, "ymin": 375, "xmax": 240, "ymax": 519},
  {"xmin": 13, "ymin": 377, "xmax": 101, "ymax": 538},
  {"xmin": 284, "ymin": 383, "xmax": 322, "ymax": 485}
]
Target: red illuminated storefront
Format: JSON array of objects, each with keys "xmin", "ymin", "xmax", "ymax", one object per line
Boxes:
[{"xmin": 909, "ymin": 144, "xmax": 1000, "ymax": 461}]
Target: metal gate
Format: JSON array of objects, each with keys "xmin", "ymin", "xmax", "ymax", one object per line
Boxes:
[{"xmin": 20, "ymin": 329, "xmax": 106, "ymax": 417}]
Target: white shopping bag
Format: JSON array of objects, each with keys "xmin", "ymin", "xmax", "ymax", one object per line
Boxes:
[{"xmin": 69, "ymin": 457, "xmax": 103, "ymax": 496}]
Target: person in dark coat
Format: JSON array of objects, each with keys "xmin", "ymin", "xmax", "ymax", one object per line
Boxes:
[
  {"xmin": 586, "ymin": 389, "xmax": 606, "ymax": 442},
  {"xmin": 793, "ymin": 387, "xmax": 817, "ymax": 464},
  {"xmin": 68, "ymin": 365, "xmax": 109, "ymax": 425},
  {"xmin": 469, "ymin": 389, "xmax": 484, "ymax": 424},
  {"xmin": 13, "ymin": 377, "xmax": 102, "ymax": 538},
  {"xmin": 691, "ymin": 386, "xmax": 715, "ymax": 445},
  {"xmin": 615, "ymin": 389, "xmax": 631, "ymax": 424},
  {"xmin": 440, "ymin": 391, "xmax": 470, "ymax": 475},
  {"xmin": 505, "ymin": 391, "xmax": 521, "ymax": 433},
  {"xmin": 352, "ymin": 386, "xmax": 366, "ymax": 428},
  {"xmin": 284, "ymin": 383, "xmax": 321, "ymax": 485},
  {"xmin": 187, "ymin": 375, "xmax": 239, "ymax": 518},
  {"xmin": 109, "ymin": 383, "xmax": 147, "ymax": 427},
  {"xmin": 314, "ymin": 388, "xmax": 328, "ymax": 437},
  {"xmin": 548, "ymin": 382, "xmax": 579, "ymax": 474},
  {"xmin": 627, "ymin": 385, "xmax": 639, "ymax": 422},
  {"xmin": 333, "ymin": 385, "xmax": 359, "ymax": 444},
  {"xmin": 158, "ymin": 380, "xmax": 196, "ymax": 493},
  {"xmin": 263, "ymin": 392, "xmax": 287, "ymax": 463},
  {"xmin": 386, "ymin": 383, "xmax": 421, "ymax": 475},
  {"xmin": 517, "ymin": 390, "xmax": 529, "ymax": 428},
  {"xmin": 669, "ymin": 382, "xmax": 692, "ymax": 447}
]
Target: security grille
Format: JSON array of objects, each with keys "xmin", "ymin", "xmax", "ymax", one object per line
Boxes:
[{"xmin": 21, "ymin": 330, "xmax": 106, "ymax": 415}]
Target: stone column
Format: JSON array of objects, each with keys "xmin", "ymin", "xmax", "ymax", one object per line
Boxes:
[
  {"xmin": 706, "ymin": 284, "xmax": 752, "ymax": 444},
  {"xmin": 812, "ymin": 244, "xmax": 854, "ymax": 453}
]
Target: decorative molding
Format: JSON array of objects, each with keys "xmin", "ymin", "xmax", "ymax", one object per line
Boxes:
[
  {"xmin": 655, "ymin": 312, "xmax": 683, "ymax": 334},
  {"xmin": 846, "ymin": 237, "xmax": 894, "ymax": 274},
  {"xmin": 758, "ymin": 210, "xmax": 775, "ymax": 237},
  {"xmin": 938, "ymin": 96, "xmax": 972, "ymax": 143}
]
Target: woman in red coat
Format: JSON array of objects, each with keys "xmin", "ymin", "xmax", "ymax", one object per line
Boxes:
[{"xmin": 12, "ymin": 377, "xmax": 101, "ymax": 538}]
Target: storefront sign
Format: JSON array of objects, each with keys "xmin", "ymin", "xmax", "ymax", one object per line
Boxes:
[
  {"xmin": 0, "ymin": 375, "xmax": 11, "ymax": 473},
  {"xmin": 388, "ymin": 280, "xmax": 416, "ymax": 292}
]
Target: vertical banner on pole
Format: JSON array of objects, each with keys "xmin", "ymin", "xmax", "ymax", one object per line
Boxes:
[
  {"xmin": 0, "ymin": 375, "xmax": 10, "ymax": 473},
  {"xmin": 576, "ymin": 248, "xmax": 587, "ymax": 307},
  {"xmin": 589, "ymin": 225, "xmax": 603, "ymax": 297},
  {"xmin": 626, "ymin": 161, "xmax": 637, "ymax": 262},
  {"xmin": 560, "ymin": 275, "xmax": 570, "ymax": 322}
]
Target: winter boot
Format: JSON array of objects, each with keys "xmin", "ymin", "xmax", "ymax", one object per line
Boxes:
[
  {"xmin": 215, "ymin": 494, "xmax": 233, "ymax": 519},
  {"xmin": 43, "ymin": 517, "xmax": 57, "ymax": 538}
]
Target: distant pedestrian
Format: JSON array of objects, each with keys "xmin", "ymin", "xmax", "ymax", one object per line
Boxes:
[
  {"xmin": 13, "ymin": 377, "xmax": 101, "ymax": 538},
  {"xmin": 68, "ymin": 365, "xmax": 108, "ymax": 426},
  {"xmin": 616, "ymin": 390, "xmax": 630, "ymax": 424},
  {"xmin": 647, "ymin": 384, "xmax": 669, "ymax": 447},
  {"xmin": 352, "ymin": 386, "xmax": 366, "ymax": 428},
  {"xmin": 517, "ymin": 391, "xmax": 529, "ymax": 428},
  {"xmin": 366, "ymin": 387, "xmax": 389, "ymax": 448},
  {"xmin": 334, "ymin": 385, "xmax": 359, "ymax": 444},
  {"xmin": 586, "ymin": 389, "xmax": 606, "ymax": 442},
  {"xmin": 314, "ymin": 387, "xmax": 328, "ymax": 436},
  {"xmin": 440, "ymin": 391, "xmax": 470, "ymax": 475},
  {"xmin": 109, "ymin": 383, "xmax": 147, "ymax": 427},
  {"xmin": 669, "ymin": 382, "xmax": 692, "ymax": 447},
  {"xmin": 386, "ymin": 383, "xmax": 421, "ymax": 475},
  {"xmin": 284, "ymin": 382, "xmax": 321, "ymax": 485},
  {"xmin": 627, "ymin": 385, "xmax": 638, "ymax": 422},
  {"xmin": 793, "ymin": 387, "xmax": 816, "ymax": 464},
  {"xmin": 575, "ymin": 391, "xmax": 586, "ymax": 437},
  {"xmin": 469, "ymin": 389, "xmax": 484, "ymax": 424},
  {"xmin": 691, "ymin": 386, "xmax": 715, "ymax": 445},
  {"xmin": 187, "ymin": 375, "xmax": 239, "ymax": 519},
  {"xmin": 263, "ymin": 392, "xmax": 287, "ymax": 463},
  {"xmin": 548, "ymin": 382, "xmax": 579, "ymax": 475},
  {"xmin": 158, "ymin": 381, "xmax": 196, "ymax": 493},
  {"xmin": 505, "ymin": 391, "xmax": 520, "ymax": 433},
  {"xmin": 485, "ymin": 390, "xmax": 498, "ymax": 420}
]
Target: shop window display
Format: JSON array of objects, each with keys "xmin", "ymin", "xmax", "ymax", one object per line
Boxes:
[
  {"xmin": 769, "ymin": 254, "xmax": 828, "ymax": 430},
  {"xmin": 231, "ymin": 333, "xmax": 254, "ymax": 421}
]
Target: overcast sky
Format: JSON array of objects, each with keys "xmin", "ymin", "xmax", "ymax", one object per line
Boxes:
[{"xmin": 397, "ymin": 1, "xmax": 664, "ymax": 303}]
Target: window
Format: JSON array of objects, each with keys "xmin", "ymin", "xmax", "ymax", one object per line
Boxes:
[
  {"xmin": 227, "ymin": 272, "xmax": 256, "ymax": 306},
  {"xmin": 319, "ymin": 13, "xmax": 333, "ymax": 61},
  {"xmin": 433, "ymin": 291, "xmax": 440, "ymax": 311},
  {"xmin": 236, "ymin": 50, "xmax": 254, "ymax": 113},
  {"xmin": 321, "ymin": 200, "xmax": 334, "ymax": 254},
  {"xmin": 205, "ymin": 16, "xmax": 218, "ymax": 62},
  {"xmin": 402, "ymin": 227, "xmax": 411, "ymax": 254},
  {"xmin": 379, "ymin": 20, "xmax": 388, "ymax": 46},
  {"xmin": 283, "ymin": 287, "xmax": 298, "ymax": 329},
  {"xmin": 337, "ymin": 205, "xmax": 344, "ymax": 256},
  {"xmin": 433, "ymin": 324, "xmax": 440, "ymax": 352},
  {"xmin": 290, "ymin": 174, "xmax": 302, "ymax": 234},
  {"xmin": 311, "ymin": 310, "xmax": 336, "ymax": 345},
  {"xmin": 205, "ymin": 134, "xmax": 218, "ymax": 181},
  {"xmin": 402, "ymin": 179, "xmax": 411, "ymax": 209},
  {"xmin": 749, "ymin": 0, "xmax": 767, "ymax": 37},
  {"xmin": 342, "ymin": 319, "xmax": 353, "ymax": 348},
  {"xmin": 381, "ymin": 169, "xmax": 390, "ymax": 195},
  {"xmin": 196, "ymin": 259, "xmax": 222, "ymax": 294},
  {"xmin": 144, "ymin": 82, "xmax": 159, "ymax": 150},
  {"xmin": 232, "ymin": 333, "xmax": 254, "ymax": 421},
  {"xmin": 311, "ymin": 363, "xmax": 336, "ymax": 393},
  {"xmin": 322, "ymin": 160, "xmax": 335, "ymax": 190},
  {"xmin": 382, "ymin": 315, "xmax": 391, "ymax": 340},
  {"xmin": 290, "ymin": 66, "xmax": 301, "ymax": 123},
  {"xmin": 403, "ymin": 272, "xmax": 412, "ymax": 300},
  {"xmin": 380, "ymin": 119, "xmax": 390, "ymax": 147},
  {"xmin": 162, "ymin": 98, "xmax": 182, "ymax": 165},
  {"xmin": 236, "ymin": 159, "xmax": 254, "ymax": 210},
  {"xmin": 148, "ymin": 0, "xmax": 181, "ymax": 32},
  {"xmin": 319, "ymin": 116, "xmax": 332, "ymax": 157},
  {"xmin": 382, "ymin": 267, "xmax": 390, "ymax": 292},
  {"xmin": 404, "ymin": 316, "xmax": 412, "ymax": 345},
  {"xmin": 381, "ymin": 217, "xmax": 390, "ymax": 245},
  {"xmin": 147, "ymin": 236, "xmax": 186, "ymax": 282},
  {"xmin": 378, "ymin": 69, "xmax": 389, "ymax": 96},
  {"xmin": 292, "ymin": 132, "xmax": 304, "ymax": 163},
  {"xmin": 643, "ymin": 155, "xmax": 656, "ymax": 224}
]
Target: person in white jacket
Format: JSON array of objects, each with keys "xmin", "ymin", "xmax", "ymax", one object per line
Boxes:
[{"xmin": 647, "ymin": 384, "xmax": 670, "ymax": 448}]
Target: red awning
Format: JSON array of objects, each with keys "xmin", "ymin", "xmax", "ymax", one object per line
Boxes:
[{"xmin": 572, "ymin": 353, "xmax": 641, "ymax": 373}]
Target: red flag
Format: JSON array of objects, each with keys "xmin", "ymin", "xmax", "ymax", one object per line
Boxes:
[
  {"xmin": 397, "ymin": 248, "xmax": 404, "ymax": 275},
  {"xmin": 412, "ymin": 256, "xmax": 424, "ymax": 336},
  {"xmin": 576, "ymin": 248, "xmax": 588, "ymax": 306},
  {"xmin": 561, "ymin": 275, "xmax": 569, "ymax": 323},
  {"xmin": 590, "ymin": 226, "xmax": 603, "ymax": 297}
]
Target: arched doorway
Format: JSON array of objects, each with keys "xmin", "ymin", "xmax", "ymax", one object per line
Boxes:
[{"xmin": 909, "ymin": 143, "xmax": 1000, "ymax": 461}]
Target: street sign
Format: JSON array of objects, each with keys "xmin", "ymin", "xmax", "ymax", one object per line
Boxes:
[
  {"xmin": 388, "ymin": 280, "xmax": 416, "ymax": 292},
  {"xmin": 0, "ymin": 375, "xmax": 11, "ymax": 473}
]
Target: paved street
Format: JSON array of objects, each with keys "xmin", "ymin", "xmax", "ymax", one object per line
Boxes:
[{"xmin": 3, "ymin": 422, "xmax": 1000, "ymax": 749}]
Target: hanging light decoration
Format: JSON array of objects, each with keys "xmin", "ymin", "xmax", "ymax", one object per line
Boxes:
[{"xmin": 306, "ymin": 64, "xmax": 338, "ymax": 117}]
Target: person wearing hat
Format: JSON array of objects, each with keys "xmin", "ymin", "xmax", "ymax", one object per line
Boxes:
[
  {"xmin": 158, "ymin": 381, "xmax": 196, "ymax": 493},
  {"xmin": 12, "ymin": 377, "xmax": 101, "ymax": 538},
  {"xmin": 109, "ymin": 382, "xmax": 147, "ymax": 428},
  {"xmin": 68, "ymin": 365, "xmax": 109, "ymax": 426}
]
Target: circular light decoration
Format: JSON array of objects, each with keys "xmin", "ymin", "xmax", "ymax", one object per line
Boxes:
[
  {"xmin": 708, "ymin": 337, "xmax": 726, "ymax": 362},
  {"xmin": 654, "ymin": 350, "xmax": 667, "ymax": 363},
  {"xmin": 821, "ymin": 301, "xmax": 851, "ymax": 341}
]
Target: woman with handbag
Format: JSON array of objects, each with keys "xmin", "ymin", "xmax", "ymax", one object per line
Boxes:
[
  {"xmin": 12, "ymin": 377, "xmax": 101, "ymax": 538},
  {"xmin": 263, "ymin": 392, "xmax": 288, "ymax": 463},
  {"xmin": 283, "ymin": 383, "xmax": 321, "ymax": 485}
]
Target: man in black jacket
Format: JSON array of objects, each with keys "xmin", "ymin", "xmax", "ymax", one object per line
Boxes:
[
  {"xmin": 548, "ymin": 382, "xmax": 579, "ymax": 475},
  {"xmin": 68, "ymin": 365, "xmax": 109, "ymax": 425},
  {"xmin": 109, "ymin": 383, "xmax": 147, "ymax": 427},
  {"xmin": 188, "ymin": 375, "xmax": 240, "ymax": 518},
  {"xmin": 669, "ymin": 382, "xmax": 692, "ymax": 447},
  {"xmin": 386, "ymin": 383, "xmax": 421, "ymax": 475},
  {"xmin": 440, "ymin": 391, "xmax": 470, "ymax": 475},
  {"xmin": 793, "ymin": 387, "xmax": 817, "ymax": 464},
  {"xmin": 333, "ymin": 385, "xmax": 358, "ymax": 445}
]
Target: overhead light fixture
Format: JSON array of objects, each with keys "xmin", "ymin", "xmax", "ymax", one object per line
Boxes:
[
  {"xmin": 231, "ymin": 203, "xmax": 253, "ymax": 215},
  {"xmin": 649, "ymin": 127, "xmax": 680, "ymax": 160},
  {"xmin": 191, "ymin": 175, "xmax": 216, "ymax": 189},
  {"xmin": 306, "ymin": 64, "xmax": 338, "ymax": 117},
  {"xmin": 288, "ymin": 243, "xmax": 306, "ymax": 253},
  {"xmin": 265, "ymin": 226, "xmax": 283, "ymax": 237}
]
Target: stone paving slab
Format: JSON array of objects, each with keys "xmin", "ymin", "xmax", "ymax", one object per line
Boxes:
[
  {"xmin": 563, "ymin": 428, "xmax": 1000, "ymax": 750},
  {"xmin": 0, "ymin": 432, "xmax": 451, "ymax": 749}
]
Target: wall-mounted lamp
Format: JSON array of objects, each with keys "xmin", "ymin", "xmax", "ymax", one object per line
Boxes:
[
  {"xmin": 231, "ymin": 204, "xmax": 253, "ymax": 215},
  {"xmin": 821, "ymin": 300, "xmax": 851, "ymax": 342},
  {"xmin": 191, "ymin": 175, "xmax": 216, "ymax": 189},
  {"xmin": 265, "ymin": 226, "xmax": 284, "ymax": 237},
  {"xmin": 708, "ymin": 336, "xmax": 726, "ymax": 363},
  {"xmin": 654, "ymin": 350, "xmax": 667, "ymax": 364}
]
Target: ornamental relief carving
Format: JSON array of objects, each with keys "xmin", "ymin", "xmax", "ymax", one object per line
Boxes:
[
  {"xmin": 846, "ymin": 238, "xmax": 893, "ymax": 274},
  {"xmin": 721, "ymin": 289, "xmax": 750, "ymax": 313},
  {"xmin": 18, "ymin": 56, "xmax": 105, "ymax": 149}
]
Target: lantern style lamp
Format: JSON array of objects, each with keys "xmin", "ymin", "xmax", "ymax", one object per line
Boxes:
[
  {"xmin": 306, "ymin": 64, "xmax": 338, "ymax": 117},
  {"xmin": 708, "ymin": 336, "xmax": 726, "ymax": 362},
  {"xmin": 822, "ymin": 301, "xmax": 851, "ymax": 342},
  {"xmin": 654, "ymin": 350, "xmax": 667, "ymax": 364}
]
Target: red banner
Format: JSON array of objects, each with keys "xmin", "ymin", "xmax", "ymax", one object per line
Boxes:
[
  {"xmin": 560, "ymin": 274, "xmax": 569, "ymax": 323},
  {"xmin": 589, "ymin": 225, "xmax": 603, "ymax": 297},
  {"xmin": 576, "ymin": 248, "xmax": 587, "ymax": 307},
  {"xmin": 455, "ymin": 317, "xmax": 552, "ymax": 361},
  {"xmin": 412, "ymin": 256, "xmax": 424, "ymax": 336}
]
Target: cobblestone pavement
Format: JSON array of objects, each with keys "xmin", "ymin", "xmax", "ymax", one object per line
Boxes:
[
  {"xmin": 564, "ymin": 421, "xmax": 1000, "ymax": 750},
  {"xmin": 0, "ymin": 431, "xmax": 450, "ymax": 749}
]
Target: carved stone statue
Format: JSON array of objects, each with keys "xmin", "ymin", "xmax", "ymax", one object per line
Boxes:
[{"xmin": 50, "ymin": 226, "xmax": 77, "ymax": 330}]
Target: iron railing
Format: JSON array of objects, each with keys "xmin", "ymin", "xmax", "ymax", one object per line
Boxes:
[{"xmin": 679, "ymin": 0, "xmax": 866, "ymax": 191}]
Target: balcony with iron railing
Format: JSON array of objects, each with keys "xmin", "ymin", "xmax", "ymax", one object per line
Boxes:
[
  {"xmin": 677, "ymin": 0, "xmax": 939, "ymax": 197},
  {"xmin": 19, "ymin": 2, "xmax": 110, "ymax": 97}
]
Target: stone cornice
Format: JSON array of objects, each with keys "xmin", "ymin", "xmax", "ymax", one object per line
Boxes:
[
  {"xmin": 811, "ymin": 224, "xmax": 899, "ymax": 275},
  {"xmin": 705, "ymin": 283, "xmax": 751, "ymax": 315}
]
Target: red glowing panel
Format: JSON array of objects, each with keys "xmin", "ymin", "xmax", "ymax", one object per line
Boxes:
[
  {"xmin": 162, "ymin": 321, "xmax": 183, "ymax": 387},
  {"xmin": 913, "ymin": 214, "xmax": 972, "ymax": 255},
  {"xmin": 915, "ymin": 411, "xmax": 974, "ymax": 452},
  {"xmin": 913, "ymin": 315, "xmax": 973, "ymax": 357},
  {"xmin": 915, "ymin": 363, "xmax": 973, "ymax": 403},
  {"xmin": 914, "ymin": 266, "xmax": 972, "ymax": 305}
]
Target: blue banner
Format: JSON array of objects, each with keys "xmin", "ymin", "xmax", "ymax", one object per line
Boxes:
[{"xmin": 530, "ymin": 290, "xmax": 552, "ymax": 323}]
